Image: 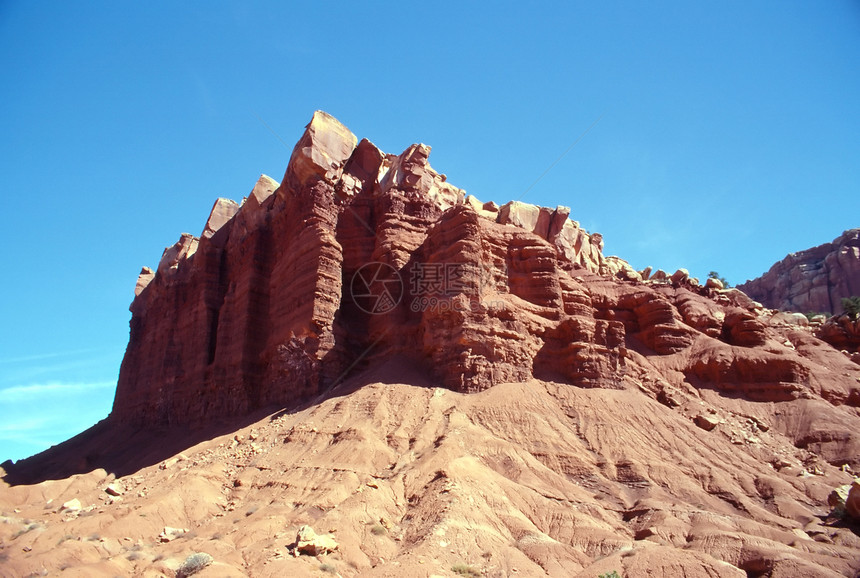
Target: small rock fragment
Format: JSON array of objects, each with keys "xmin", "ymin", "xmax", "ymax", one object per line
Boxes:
[
  {"xmin": 671, "ymin": 268, "xmax": 690, "ymax": 285},
  {"xmin": 694, "ymin": 414, "xmax": 719, "ymax": 431},
  {"xmin": 705, "ymin": 277, "xmax": 724, "ymax": 290},
  {"xmin": 60, "ymin": 498, "xmax": 82, "ymax": 512},
  {"xmin": 159, "ymin": 457, "xmax": 179, "ymax": 470},
  {"xmin": 159, "ymin": 526, "xmax": 189, "ymax": 542}
]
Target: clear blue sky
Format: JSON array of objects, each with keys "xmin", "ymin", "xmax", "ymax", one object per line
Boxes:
[{"xmin": 1, "ymin": 1, "xmax": 858, "ymax": 462}]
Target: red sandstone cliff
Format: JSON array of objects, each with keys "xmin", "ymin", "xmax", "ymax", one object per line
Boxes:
[
  {"xmin": 112, "ymin": 111, "xmax": 860, "ymax": 469},
  {"xmin": 113, "ymin": 111, "xmax": 611, "ymax": 424},
  {"xmin": 737, "ymin": 229, "xmax": 860, "ymax": 315},
  {"xmin": 5, "ymin": 112, "xmax": 860, "ymax": 578}
]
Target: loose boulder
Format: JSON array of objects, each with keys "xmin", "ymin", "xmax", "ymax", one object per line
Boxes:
[{"xmin": 293, "ymin": 525, "xmax": 339, "ymax": 556}]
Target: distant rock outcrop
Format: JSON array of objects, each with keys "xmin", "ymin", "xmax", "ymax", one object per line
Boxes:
[{"xmin": 737, "ymin": 229, "xmax": 860, "ymax": 315}]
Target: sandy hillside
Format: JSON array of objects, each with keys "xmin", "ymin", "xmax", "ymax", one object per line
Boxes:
[{"xmin": 2, "ymin": 360, "xmax": 859, "ymax": 577}]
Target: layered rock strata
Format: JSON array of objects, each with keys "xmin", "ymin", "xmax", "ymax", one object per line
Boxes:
[
  {"xmin": 8, "ymin": 112, "xmax": 860, "ymax": 578},
  {"xmin": 114, "ymin": 112, "xmax": 611, "ymax": 424},
  {"xmin": 738, "ymin": 229, "xmax": 860, "ymax": 315},
  {"xmin": 114, "ymin": 112, "xmax": 860, "ymax": 476}
]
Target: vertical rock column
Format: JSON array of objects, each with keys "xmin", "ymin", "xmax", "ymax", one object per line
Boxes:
[{"xmin": 260, "ymin": 111, "xmax": 357, "ymax": 404}]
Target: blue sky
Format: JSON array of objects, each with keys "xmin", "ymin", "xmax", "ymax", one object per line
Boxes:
[{"xmin": 1, "ymin": 1, "xmax": 858, "ymax": 462}]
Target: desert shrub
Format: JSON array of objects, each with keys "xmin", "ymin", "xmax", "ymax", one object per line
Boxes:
[
  {"xmin": 831, "ymin": 503, "xmax": 847, "ymax": 519},
  {"xmin": 370, "ymin": 524, "xmax": 387, "ymax": 536},
  {"xmin": 452, "ymin": 563, "xmax": 481, "ymax": 577},
  {"xmin": 177, "ymin": 552, "xmax": 213, "ymax": 577},
  {"xmin": 842, "ymin": 296, "xmax": 860, "ymax": 320},
  {"xmin": 320, "ymin": 563, "xmax": 337, "ymax": 573},
  {"xmin": 13, "ymin": 523, "xmax": 40, "ymax": 539},
  {"xmin": 599, "ymin": 572, "xmax": 622, "ymax": 578},
  {"xmin": 708, "ymin": 271, "xmax": 730, "ymax": 288}
]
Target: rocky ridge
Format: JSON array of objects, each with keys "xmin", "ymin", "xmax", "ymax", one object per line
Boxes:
[{"xmin": 737, "ymin": 229, "xmax": 860, "ymax": 315}]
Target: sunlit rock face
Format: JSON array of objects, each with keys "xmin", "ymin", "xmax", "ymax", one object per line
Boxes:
[
  {"xmin": 7, "ymin": 112, "xmax": 860, "ymax": 578},
  {"xmin": 113, "ymin": 112, "xmax": 860, "ymax": 470},
  {"xmin": 737, "ymin": 229, "xmax": 860, "ymax": 315}
]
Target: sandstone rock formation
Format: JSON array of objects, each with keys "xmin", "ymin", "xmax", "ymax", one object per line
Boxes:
[
  {"xmin": 108, "ymin": 110, "xmax": 860, "ymax": 462},
  {"xmin": 737, "ymin": 229, "xmax": 860, "ymax": 315},
  {"xmin": 114, "ymin": 112, "xmax": 860, "ymax": 433},
  {"xmin": 112, "ymin": 111, "xmax": 613, "ymax": 425},
  {"xmin": 4, "ymin": 112, "xmax": 860, "ymax": 577},
  {"xmin": 818, "ymin": 313, "xmax": 860, "ymax": 354}
]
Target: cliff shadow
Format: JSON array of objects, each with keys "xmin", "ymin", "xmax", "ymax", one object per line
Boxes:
[
  {"xmin": 3, "ymin": 355, "xmax": 438, "ymax": 487},
  {"xmin": 1, "ymin": 407, "xmax": 279, "ymax": 487}
]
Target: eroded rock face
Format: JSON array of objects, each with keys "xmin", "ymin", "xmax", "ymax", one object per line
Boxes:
[
  {"xmin": 737, "ymin": 229, "xmax": 860, "ymax": 315},
  {"xmin": 112, "ymin": 112, "xmax": 610, "ymax": 424},
  {"xmin": 818, "ymin": 314, "xmax": 860, "ymax": 354},
  {"xmin": 7, "ymin": 110, "xmax": 860, "ymax": 578},
  {"xmin": 112, "ymin": 112, "xmax": 860, "ymax": 472}
]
